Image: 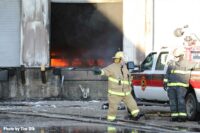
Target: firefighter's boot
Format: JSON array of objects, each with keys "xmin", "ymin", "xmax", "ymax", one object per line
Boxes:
[{"xmin": 128, "ymin": 112, "xmax": 145, "ymax": 121}]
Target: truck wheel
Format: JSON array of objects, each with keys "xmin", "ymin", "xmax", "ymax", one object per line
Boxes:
[{"xmin": 186, "ymin": 92, "xmax": 198, "ymax": 120}]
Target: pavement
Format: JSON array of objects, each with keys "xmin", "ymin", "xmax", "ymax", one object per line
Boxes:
[
  {"xmin": 0, "ymin": 100, "xmax": 169, "ymax": 120},
  {"xmin": 0, "ymin": 100, "xmax": 199, "ymax": 132}
]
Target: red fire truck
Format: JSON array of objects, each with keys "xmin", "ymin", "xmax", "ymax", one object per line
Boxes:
[{"xmin": 131, "ymin": 46, "xmax": 200, "ymax": 120}]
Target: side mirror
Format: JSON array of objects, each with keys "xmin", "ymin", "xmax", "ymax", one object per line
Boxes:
[
  {"xmin": 127, "ymin": 61, "xmax": 135, "ymax": 70},
  {"xmin": 127, "ymin": 61, "xmax": 141, "ymax": 73},
  {"xmin": 126, "ymin": 61, "xmax": 135, "ymax": 72}
]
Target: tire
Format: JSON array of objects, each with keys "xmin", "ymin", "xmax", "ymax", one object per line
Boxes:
[{"xmin": 185, "ymin": 92, "xmax": 198, "ymax": 120}]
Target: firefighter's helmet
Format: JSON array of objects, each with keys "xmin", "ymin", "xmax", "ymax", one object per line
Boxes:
[
  {"xmin": 174, "ymin": 25, "xmax": 189, "ymax": 37},
  {"xmin": 173, "ymin": 47, "xmax": 185, "ymax": 57},
  {"xmin": 174, "ymin": 28, "xmax": 184, "ymax": 37},
  {"xmin": 184, "ymin": 34, "xmax": 197, "ymax": 42},
  {"xmin": 112, "ymin": 51, "xmax": 124, "ymax": 59}
]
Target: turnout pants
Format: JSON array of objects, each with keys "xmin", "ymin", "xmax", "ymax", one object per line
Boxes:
[
  {"xmin": 167, "ymin": 86, "xmax": 187, "ymax": 118},
  {"xmin": 107, "ymin": 94, "xmax": 139, "ymax": 121}
]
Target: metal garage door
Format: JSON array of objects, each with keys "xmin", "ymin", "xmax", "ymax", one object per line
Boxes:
[{"xmin": 0, "ymin": 0, "xmax": 20, "ymax": 67}]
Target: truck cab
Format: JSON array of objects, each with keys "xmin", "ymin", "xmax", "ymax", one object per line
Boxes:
[{"xmin": 131, "ymin": 48, "xmax": 200, "ymax": 120}]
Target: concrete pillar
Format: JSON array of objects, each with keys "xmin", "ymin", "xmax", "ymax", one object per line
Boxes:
[{"xmin": 123, "ymin": 0, "xmax": 153, "ymax": 64}]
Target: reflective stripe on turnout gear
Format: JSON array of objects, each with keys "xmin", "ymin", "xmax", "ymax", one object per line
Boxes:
[
  {"xmin": 167, "ymin": 82, "xmax": 189, "ymax": 87},
  {"xmin": 179, "ymin": 112, "xmax": 187, "ymax": 116},
  {"xmin": 101, "ymin": 70, "xmax": 105, "ymax": 76},
  {"xmin": 108, "ymin": 89, "xmax": 131, "ymax": 96},
  {"xmin": 107, "ymin": 126, "xmax": 116, "ymax": 132},
  {"xmin": 163, "ymin": 78, "xmax": 168, "ymax": 82},
  {"xmin": 171, "ymin": 113, "xmax": 179, "ymax": 117},
  {"xmin": 107, "ymin": 115, "xmax": 116, "ymax": 121},
  {"xmin": 131, "ymin": 109, "xmax": 139, "ymax": 117},
  {"xmin": 108, "ymin": 77, "xmax": 130, "ymax": 85},
  {"xmin": 170, "ymin": 70, "xmax": 190, "ymax": 74}
]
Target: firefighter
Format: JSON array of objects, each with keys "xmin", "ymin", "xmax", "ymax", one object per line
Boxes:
[
  {"xmin": 93, "ymin": 51, "xmax": 144, "ymax": 122},
  {"xmin": 107, "ymin": 126, "xmax": 116, "ymax": 133},
  {"xmin": 163, "ymin": 47, "xmax": 196, "ymax": 122}
]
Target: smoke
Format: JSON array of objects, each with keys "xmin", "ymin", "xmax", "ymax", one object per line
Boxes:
[{"xmin": 51, "ymin": 3, "xmax": 122, "ymax": 67}]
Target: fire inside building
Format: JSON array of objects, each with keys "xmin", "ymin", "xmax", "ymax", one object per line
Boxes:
[
  {"xmin": 0, "ymin": 0, "xmax": 153, "ymax": 100},
  {"xmin": 50, "ymin": 2, "xmax": 123, "ymax": 100},
  {"xmin": 0, "ymin": 0, "xmax": 128, "ymax": 100},
  {"xmin": 50, "ymin": 2, "xmax": 123, "ymax": 68}
]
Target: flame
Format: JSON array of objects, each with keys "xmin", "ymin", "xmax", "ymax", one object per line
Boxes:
[
  {"xmin": 51, "ymin": 59, "xmax": 69, "ymax": 67},
  {"xmin": 87, "ymin": 59, "xmax": 95, "ymax": 66},
  {"xmin": 97, "ymin": 58, "xmax": 105, "ymax": 66},
  {"xmin": 72, "ymin": 58, "xmax": 82, "ymax": 67},
  {"xmin": 51, "ymin": 53, "xmax": 106, "ymax": 67}
]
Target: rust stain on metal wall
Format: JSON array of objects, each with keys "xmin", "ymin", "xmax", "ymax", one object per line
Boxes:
[{"xmin": 21, "ymin": 0, "xmax": 49, "ymax": 67}]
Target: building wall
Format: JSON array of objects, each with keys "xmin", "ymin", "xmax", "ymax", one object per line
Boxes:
[
  {"xmin": 0, "ymin": 0, "xmax": 153, "ymax": 100},
  {"xmin": 21, "ymin": 0, "xmax": 49, "ymax": 67},
  {"xmin": 0, "ymin": 0, "xmax": 21, "ymax": 67},
  {"xmin": 123, "ymin": 0, "xmax": 153, "ymax": 64},
  {"xmin": 0, "ymin": 68, "xmax": 108, "ymax": 101},
  {"xmin": 1, "ymin": 0, "xmax": 199, "ymax": 100},
  {"xmin": 0, "ymin": 0, "xmax": 155, "ymax": 68},
  {"xmin": 2, "ymin": 69, "xmax": 60, "ymax": 100}
]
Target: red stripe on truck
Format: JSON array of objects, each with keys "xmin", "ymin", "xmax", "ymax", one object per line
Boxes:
[
  {"xmin": 151, "ymin": 80, "xmax": 163, "ymax": 87},
  {"xmin": 132, "ymin": 79, "xmax": 163, "ymax": 87},
  {"xmin": 190, "ymin": 80, "xmax": 200, "ymax": 88}
]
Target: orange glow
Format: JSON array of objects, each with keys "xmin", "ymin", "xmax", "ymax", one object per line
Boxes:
[
  {"xmin": 51, "ymin": 55, "xmax": 106, "ymax": 67},
  {"xmin": 51, "ymin": 52, "xmax": 56, "ymax": 57},
  {"xmin": 72, "ymin": 58, "xmax": 82, "ymax": 67},
  {"xmin": 51, "ymin": 59, "xmax": 69, "ymax": 67},
  {"xmin": 97, "ymin": 58, "xmax": 105, "ymax": 66},
  {"xmin": 87, "ymin": 59, "xmax": 95, "ymax": 66}
]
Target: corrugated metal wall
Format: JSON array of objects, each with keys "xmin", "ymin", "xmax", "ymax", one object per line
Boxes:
[
  {"xmin": 21, "ymin": 0, "xmax": 49, "ymax": 67},
  {"xmin": 0, "ymin": 0, "xmax": 21, "ymax": 67}
]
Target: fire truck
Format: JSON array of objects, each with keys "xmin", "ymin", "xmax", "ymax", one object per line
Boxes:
[{"xmin": 131, "ymin": 46, "xmax": 200, "ymax": 120}]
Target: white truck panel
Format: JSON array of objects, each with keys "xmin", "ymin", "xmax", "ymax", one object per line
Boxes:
[
  {"xmin": 194, "ymin": 89, "xmax": 200, "ymax": 103},
  {"xmin": 134, "ymin": 86, "xmax": 168, "ymax": 101}
]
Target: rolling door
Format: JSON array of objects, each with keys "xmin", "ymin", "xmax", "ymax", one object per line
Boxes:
[{"xmin": 0, "ymin": 0, "xmax": 20, "ymax": 67}]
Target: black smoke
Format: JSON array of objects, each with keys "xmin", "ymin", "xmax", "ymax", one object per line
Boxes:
[{"xmin": 50, "ymin": 2, "xmax": 123, "ymax": 67}]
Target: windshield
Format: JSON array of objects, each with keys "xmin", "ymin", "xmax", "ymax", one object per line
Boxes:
[
  {"xmin": 155, "ymin": 52, "xmax": 168, "ymax": 70},
  {"xmin": 141, "ymin": 52, "xmax": 156, "ymax": 70}
]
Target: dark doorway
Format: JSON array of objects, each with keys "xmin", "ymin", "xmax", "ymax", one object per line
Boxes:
[{"xmin": 50, "ymin": 2, "xmax": 123, "ymax": 68}]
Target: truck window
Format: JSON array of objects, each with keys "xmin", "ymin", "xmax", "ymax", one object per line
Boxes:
[
  {"xmin": 141, "ymin": 52, "xmax": 156, "ymax": 70},
  {"xmin": 155, "ymin": 52, "xmax": 168, "ymax": 70},
  {"xmin": 191, "ymin": 51, "xmax": 200, "ymax": 62}
]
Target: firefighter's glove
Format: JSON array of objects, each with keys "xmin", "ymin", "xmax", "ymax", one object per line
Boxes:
[
  {"xmin": 163, "ymin": 82, "xmax": 167, "ymax": 91},
  {"xmin": 93, "ymin": 68, "xmax": 101, "ymax": 75}
]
